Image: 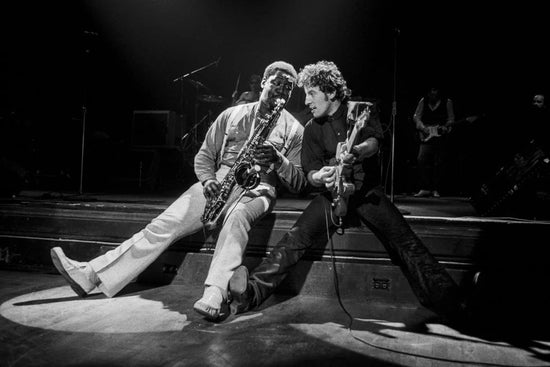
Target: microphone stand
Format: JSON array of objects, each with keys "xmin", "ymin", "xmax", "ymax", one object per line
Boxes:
[
  {"xmin": 79, "ymin": 107, "xmax": 86, "ymax": 194},
  {"xmin": 389, "ymin": 27, "xmax": 399, "ymax": 203},
  {"xmin": 79, "ymin": 37, "xmax": 94, "ymax": 195},
  {"xmin": 172, "ymin": 57, "xmax": 220, "ymax": 83},
  {"xmin": 388, "ymin": 27, "xmax": 410, "ymax": 215}
]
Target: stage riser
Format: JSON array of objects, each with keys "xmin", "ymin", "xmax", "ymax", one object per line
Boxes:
[
  {"xmin": 2, "ymin": 201, "xmax": 550, "ymax": 305},
  {"xmin": 0, "ymin": 236, "xmax": 468, "ymax": 307},
  {"xmin": 132, "ymin": 252, "xmax": 470, "ymax": 307},
  {"xmin": 1, "ymin": 206, "xmax": 480, "ymax": 265}
]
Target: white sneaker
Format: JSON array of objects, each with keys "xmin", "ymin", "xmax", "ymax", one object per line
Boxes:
[
  {"xmin": 433, "ymin": 190, "xmax": 441, "ymax": 198},
  {"xmin": 50, "ymin": 247, "xmax": 96, "ymax": 297}
]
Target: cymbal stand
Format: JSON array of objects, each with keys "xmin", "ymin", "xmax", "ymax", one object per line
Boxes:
[
  {"xmin": 173, "ymin": 58, "xmax": 220, "ymax": 158},
  {"xmin": 78, "ymin": 31, "xmax": 97, "ymax": 194}
]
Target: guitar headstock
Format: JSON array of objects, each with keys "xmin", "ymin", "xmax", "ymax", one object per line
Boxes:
[{"xmin": 347, "ymin": 101, "xmax": 372, "ymax": 130}]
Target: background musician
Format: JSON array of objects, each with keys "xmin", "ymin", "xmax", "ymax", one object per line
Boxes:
[
  {"xmin": 232, "ymin": 74, "xmax": 262, "ymax": 106},
  {"xmin": 49, "ymin": 61, "xmax": 306, "ymax": 321},
  {"xmin": 413, "ymin": 85, "xmax": 455, "ymax": 198}
]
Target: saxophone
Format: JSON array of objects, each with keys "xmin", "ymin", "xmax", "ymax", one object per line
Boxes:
[{"xmin": 201, "ymin": 98, "xmax": 286, "ymax": 228}]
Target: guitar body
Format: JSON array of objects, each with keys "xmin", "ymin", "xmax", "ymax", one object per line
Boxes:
[
  {"xmin": 332, "ymin": 142, "xmax": 355, "ymax": 217},
  {"xmin": 419, "ymin": 125, "xmax": 444, "ymax": 143},
  {"xmin": 419, "ymin": 115, "xmax": 481, "ymax": 143}
]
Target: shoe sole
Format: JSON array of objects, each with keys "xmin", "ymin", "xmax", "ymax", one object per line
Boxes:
[
  {"xmin": 229, "ymin": 266, "xmax": 249, "ymax": 297},
  {"xmin": 228, "ymin": 266, "xmax": 250, "ymax": 315},
  {"xmin": 193, "ymin": 300, "xmax": 220, "ymax": 321},
  {"xmin": 50, "ymin": 248, "xmax": 88, "ymax": 298}
]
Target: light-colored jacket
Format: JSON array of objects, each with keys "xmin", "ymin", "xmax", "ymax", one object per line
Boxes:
[{"xmin": 194, "ymin": 102, "xmax": 306, "ymax": 196}]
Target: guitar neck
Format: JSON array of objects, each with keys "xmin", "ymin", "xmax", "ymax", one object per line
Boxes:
[
  {"xmin": 343, "ymin": 109, "xmax": 370, "ymax": 153},
  {"xmin": 346, "ymin": 128, "xmax": 360, "ymax": 148}
]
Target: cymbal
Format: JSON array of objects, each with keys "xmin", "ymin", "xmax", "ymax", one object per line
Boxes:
[{"xmin": 199, "ymin": 94, "xmax": 224, "ymax": 103}]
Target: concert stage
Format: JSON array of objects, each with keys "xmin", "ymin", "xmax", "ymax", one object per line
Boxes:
[{"xmin": 1, "ymin": 191, "xmax": 550, "ymax": 366}]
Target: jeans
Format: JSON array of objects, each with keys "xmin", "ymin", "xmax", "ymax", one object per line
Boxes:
[{"xmin": 247, "ymin": 186, "xmax": 463, "ymax": 317}]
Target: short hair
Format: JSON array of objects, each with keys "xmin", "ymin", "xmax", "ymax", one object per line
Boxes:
[
  {"xmin": 262, "ymin": 61, "xmax": 298, "ymax": 81},
  {"xmin": 297, "ymin": 60, "xmax": 351, "ymax": 101}
]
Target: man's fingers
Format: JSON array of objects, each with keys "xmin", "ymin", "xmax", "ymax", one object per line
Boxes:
[{"xmin": 203, "ymin": 181, "xmax": 221, "ymax": 199}]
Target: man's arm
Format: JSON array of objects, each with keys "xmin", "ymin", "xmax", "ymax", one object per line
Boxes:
[
  {"xmin": 351, "ymin": 137, "xmax": 379, "ymax": 160},
  {"xmin": 194, "ymin": 109, "xmax": 229, "ymax": 184},
  {"xmin": 274, "ymin": 121, "xmax": 307, "ymax": 194},
  {"xmin": 413, "ymin": 98, "xmax": 427, "ymax": 131},
  {"xmin": 445, "ymin": 98, "xmax": 455, "ymax": 125}
]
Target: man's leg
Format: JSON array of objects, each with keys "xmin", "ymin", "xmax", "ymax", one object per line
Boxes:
[
  {"xmin": 433, "ymin": 142, "xmax": 447, "ymax": 196},
  {"xmin": 194, "ymin": 194, "xmax": 273, "ymax": 319},
  {"xmin": 52, "ymin": 182, "xmax": 206, "ymax": 297},
  {"xmin": 229, "ymin": 193, "xmax": 335, "ymax": 313},
  {"xmin": 415, "ymin": 143, "xmax": 433, "ymax": 196},
  {"xmin": 355, "ymin": 187, "xmax": 464, "ymax": 318}
]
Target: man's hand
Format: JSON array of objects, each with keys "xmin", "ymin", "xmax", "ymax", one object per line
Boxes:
[
  {"xmin": 341, "ymin": 146, "xmax": 361, "ymax": 166},
  {"xmin": 342, "ymin": 153, "xmax": 357, "ymax": 167},
  {"xmin": 254, "ymin": 143, "xmax": 281, "ymax": 168},
  {"xmin": 311, "ymin": 166, "xmax": 336, "ymax": 189},
  {"xmin": 203, "ymin": 179, "xmax": 221, "ymax": 199}
]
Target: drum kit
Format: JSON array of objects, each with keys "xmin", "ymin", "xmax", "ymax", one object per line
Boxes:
[
  {"xmin": 179, "ymin": 78, "xmax": 226, "ymax": 160},
  {"xmin": 173, "ymin": 58, "xmax": 238, "ymax": 162},
  {"xmin": 198, "ymin": 94, "xmax": 225, "ymax": 104}
]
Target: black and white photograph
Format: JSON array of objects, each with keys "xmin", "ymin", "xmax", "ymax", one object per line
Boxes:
[{"xmin": 1, "ymin": 1, "xmax": 550, "ymax": 366}]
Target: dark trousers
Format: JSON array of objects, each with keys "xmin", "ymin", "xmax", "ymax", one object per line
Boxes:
[
  {"xmin": 417, "ymin": 141, "xmax": 446, "ymax": 191},
  {"xmin": 248, "ymin": 186, "xmax": 463, "ymax": 317}
]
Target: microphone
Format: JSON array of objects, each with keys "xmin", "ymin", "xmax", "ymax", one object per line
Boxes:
[{"xmin": 215, "ymin": 57, "xmax": 221, "ymax": 67}]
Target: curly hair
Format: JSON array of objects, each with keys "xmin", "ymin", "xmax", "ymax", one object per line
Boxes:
[{"xmin": 297, "ymin": 60, "xmax": 351, "ymax": 101}]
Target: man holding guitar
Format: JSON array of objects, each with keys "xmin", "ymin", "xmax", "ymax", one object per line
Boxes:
[
  {"xmin": 228, "ymin": 61, "xmax": 466, "ymax": 323},
  {"xmin": 413, "ymin": 85, "xmax": 455, "ymax": 198}
]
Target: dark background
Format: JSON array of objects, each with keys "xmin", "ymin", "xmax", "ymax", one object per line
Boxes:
[{"xmin": 1, "ymin": 0, "xmax": 548, "ymax": 195}]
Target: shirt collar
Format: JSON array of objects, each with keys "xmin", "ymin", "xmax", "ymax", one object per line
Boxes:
[{"xmin": 315, "ymin": 102, "xmax": 346, "ymax": 124}]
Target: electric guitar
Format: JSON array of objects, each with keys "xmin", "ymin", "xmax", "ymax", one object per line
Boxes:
[
  {"xmin": 419, "ymin": 115, "xmax": 481, "ymax": 143},
  {"xmin": 332, "ymin": 101, "xmax": 371, "ymax": 219}
]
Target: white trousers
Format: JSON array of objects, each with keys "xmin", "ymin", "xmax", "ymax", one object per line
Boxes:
[{"xmin": 89, "ymin": 167, "xmax": 274, "ymax": 297}]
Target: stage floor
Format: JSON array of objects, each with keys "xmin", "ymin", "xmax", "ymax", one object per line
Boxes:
[
  {"xmin": 2, "ymin": 190, "xmax": 550, "ymax": 366},
  {"xmin": 2, "ymin": 270, "xmax": 550, "ymax": 367}
]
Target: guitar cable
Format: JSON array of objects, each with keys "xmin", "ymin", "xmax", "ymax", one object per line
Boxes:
[
  {"xmin": 322, "ymin": 202, "xmax": 508, "ymax": 365},
  {"xmin": 324, "ymin": 201, "xmax": 354, "ymax": 331}
]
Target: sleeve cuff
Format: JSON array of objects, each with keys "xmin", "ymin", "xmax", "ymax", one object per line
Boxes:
[{"xmin": 197, "ymin": 173, "xmax": 216, "ymax": 185}]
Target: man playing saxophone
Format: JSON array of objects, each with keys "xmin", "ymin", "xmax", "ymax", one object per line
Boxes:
[{"xmin": 49, "ymin": 61, "xmax": 307, "ymax": 321}]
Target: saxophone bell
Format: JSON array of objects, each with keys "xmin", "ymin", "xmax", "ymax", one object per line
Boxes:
[{"xmin": 235, "ymin": 163, "xmax": 261, "ymax": 189}]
